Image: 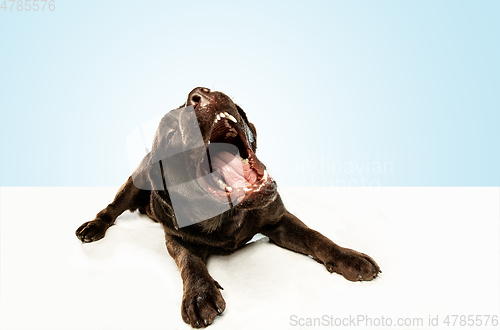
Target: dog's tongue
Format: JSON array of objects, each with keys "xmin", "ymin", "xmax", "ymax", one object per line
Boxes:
[{"xmin": 211, "ymin": 151, "xmax": 257, "ymax": 188}]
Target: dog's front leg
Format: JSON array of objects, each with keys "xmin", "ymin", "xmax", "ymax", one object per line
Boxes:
[
  {"xmin": 76, "ymin": 176, "xmax": 149, "ymax": 243},
  {"xmin": 165, "ymin": 234, "xmax": 225, "ymax": 328},
  {"xmin": 261, "ymin": 211, "xmax": 381, "ymax": 282}
]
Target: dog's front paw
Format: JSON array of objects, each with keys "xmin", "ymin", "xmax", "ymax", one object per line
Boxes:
[
  {"xmin": 324, "ymin": 247, "xmax": 381, "ymax": 282},
  {"xmin": 181, "ymin": 279, "xmax": 226, "ymax": 328},
  {"xmin": 75, "ymin": 219, "xmax": 109, "ymax": 243}
]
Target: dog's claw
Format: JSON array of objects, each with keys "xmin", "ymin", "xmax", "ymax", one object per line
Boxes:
[
  {"xmin": 214, "ymin": 280, "xmax": 223, "ymax": 290},
  {"xmin": 326, "ymin": 264, "xmax": 334, "ymax": 273},
  {"xmin": 217, "ymin": 308, "xmax": 223, "ymax": 314}
]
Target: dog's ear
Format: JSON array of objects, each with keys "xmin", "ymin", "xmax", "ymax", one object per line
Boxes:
[
  {"xmin": 236, "ymin": 104, "xmax": 257, "ymax": 152},
  {"xmin": 131, "ymin": 109, "xmax": 181, "ymax": 192}
]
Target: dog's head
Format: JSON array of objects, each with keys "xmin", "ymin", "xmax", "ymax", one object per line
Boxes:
[{"xmin": 135, "ymin": 87, "xmax": 277, "ymax": 229}]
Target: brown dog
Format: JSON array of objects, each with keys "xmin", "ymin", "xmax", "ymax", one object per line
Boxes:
[{"xmin": 76, "ymin": 87, "xmax": 380, "ymax": 328}]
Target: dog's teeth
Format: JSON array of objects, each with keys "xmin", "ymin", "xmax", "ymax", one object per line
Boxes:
[
  {"xmin": 216, "ymin": 178, "xmax": 227, "ymax": 190},
  {"xmin": 216, "ymin": 114, "xmax": 221, "ymax": 121},
  {"xmin": 243, "ymin": 187, "xmax": 251, "ymax": 192},
  {"xmin": 225, "ymin": 186, "xmax": 232, "ymax": 192},
  {"xmin": 219, "ymin": 112, "xmax": 226, "ymax": 118},
  {"xmin": 263, "ymin": 170, "xmax": 268, "ymax": 181},
  {"xmin": 226, "ymin": 114, "xmax": 237, "ymax": 123},
  {"xmin": 241, "ymin": 158, "xmax": 249, "ymax": 165}
]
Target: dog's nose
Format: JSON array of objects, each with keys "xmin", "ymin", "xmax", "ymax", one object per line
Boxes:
[{"xmin": 187, "ymin": 87, "xmax": 211, "ymax": 109}]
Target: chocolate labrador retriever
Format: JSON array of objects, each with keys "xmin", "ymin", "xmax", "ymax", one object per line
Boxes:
[{"xmin": 76, "ymin": 87, "xmax": 380, "ymax": 328}]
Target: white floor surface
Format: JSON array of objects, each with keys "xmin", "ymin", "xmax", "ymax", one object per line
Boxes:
[{"xmin": 1, "ymin": 187, "xmax": 499, "ymax": 330}]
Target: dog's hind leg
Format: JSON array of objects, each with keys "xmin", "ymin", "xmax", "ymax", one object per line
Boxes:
[{"xmin": 75, "ymin": 176, "xmax": 150, "ymax": 243}]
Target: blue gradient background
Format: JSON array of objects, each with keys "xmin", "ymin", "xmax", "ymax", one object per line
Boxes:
[{"xmin": 1, "ymin": 0, "xmax": 498, "ymax": 186}]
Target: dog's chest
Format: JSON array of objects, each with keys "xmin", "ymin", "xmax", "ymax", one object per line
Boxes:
[{"xmin": 188, "ymin": 216, "xmax": 256, "ymax": 251}]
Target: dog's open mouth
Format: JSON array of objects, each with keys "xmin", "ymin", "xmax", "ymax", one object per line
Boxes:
[{"xmin": 198, "ymin": 111, "xmax": 272, "ymax": 205}]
